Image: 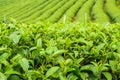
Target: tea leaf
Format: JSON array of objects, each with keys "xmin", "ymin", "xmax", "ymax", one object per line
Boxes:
[
  {"xmin": 65, "ymin": 59, "xmax": 73, "ymax": 66},
  {"xmin": 9, "ymin": 32, "xmax": 21, "ymax": 44},
  {"xmin": 52, "ymin": 50, "xmax": 67, "ymax": 57},
  {"xmin": 96, "ymin": 43, "xmax": 105, "ymax": 51},
  {"xmin": 0, "ymin": 72, "xmax": 7, "ymax": 80},
  {"xmin": 102, "ymin": 72, "xmax": 112, "ymax": 80},
  {"xmin": 37, "ymin": 38, "xmax": 42, "ymax": 50},
  {"xmin": 0, "ymin": 53, "xmax": 10, "ymax": 62},
  {"xmin": 80, "ymin": 64, "xmax": 93, "ymax": 71},
  {"xmin": 19, "ymin": 58, "xmax": 29, "ymax": 72},
  {"xmin": 76, "ymin": 58, "xmax": 84, "ymax": 64},
  {"xmin": 10, "ymin": 54, "xmax": 22, "ymax": 64},
  {"xmin": 0, "ymin": 47, "xmax": 6, "ymax": 51},
  {"xmin": 59, "ymin": 72, "xmax": 67, "ymax": 80},
  {"xmin": 109, "ymin": 60, "xmax": 117, "ymax": 72},
  {"xmin": 67, "ymin": 73, "xmax": 78, "ymax": 80},
  {"xmin": 5, "ymin": 70, "xmax": 21, "ymax": 75},
  {"xmin": 46, "ymin": 66, "xmax": 59, "ymax": 78},
  {"xmin": 80, "ymin": 72, "xmax": 87, "ymax": 80}
]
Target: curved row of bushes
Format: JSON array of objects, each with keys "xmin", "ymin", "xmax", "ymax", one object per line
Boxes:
[
  {"xmin": 31, "ymin": 0, "xmax": 68, "ymax": 23},
  {"xmin": 105, "ymin": 0, "xmax": 120, "ymax": 22},
  {"xmin": 0, "ymin": 0, "xmax": 120, "ymax": 23},
  {"xmin": 18, "ymin": 0, "xmax": 56, "ymax": 21},
  {"xmin": 58, "ymin": 0, "xmax": 86, "ymax": 23},
  {"xmin": 20, "ymin": 0, "xmax": 62, "ymax": 22},
  {"xmin": 0, "ymin": 0, "xmax": 29, "ymax": 20},
  {"xmin": 91, "ymin": 0, "xmax": 109, "ymax": 24},
  {"xmin": 0, "ymin": 0, "xmax": 17, "ymax": 8},
  {"xmin": 76, "ymin": 0, "xmax": 95, "ymax": 23},
  {"xmin": 8, "ymin": 0, "xmax": 46, "ymax": 19},
  {"xmin": 47, "ymin": 0, "xmax": 76, "ymax": 23}
]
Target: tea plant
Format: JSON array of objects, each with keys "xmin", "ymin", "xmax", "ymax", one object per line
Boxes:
[{"xmin": 0, "ymin": 20, "xmax": 120, "ymax": 80}]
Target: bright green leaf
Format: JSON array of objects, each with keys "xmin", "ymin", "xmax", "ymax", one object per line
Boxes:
[
  {"xmin": 80, "ymin": 64, "xmax": 93, "ymax": 71},
  {"xmin": 102, "ymin": 72, "xmax": 112, "ymax": 80},
  {"xmin": 0, "ymin": 72, "xmax": 7, "ymax": 80},
  {"xmin": 0, "ymin": 53, "xmax": 10, "ymax": 63},
  {"xmin": 67, "ymin": 73, "xmax": 78, "ymax": 80},
  {"xmin": 59, "ymin": 72, "xmax": 67, "ymax": 80},
  {"xmin": 46, "ymin": 66, "xmax": 59, "ymax": 78},
  {"xmin": 37, "ymin": 38, "xmax": 42, "ymax": 50},
  {"xmin": 0, "ymin": 47, "xmax": 6, "ymax": 51},
  {"xmin": 19, "ymin": 58, "xmax": 29, "ymax": 72},
  {"xmin": 9, "ymin": 32, "xmax": 21, "ymax": 44},
  {"xmin": 52, "ymin": 50, "xmax": 67, "ymax": 57}
]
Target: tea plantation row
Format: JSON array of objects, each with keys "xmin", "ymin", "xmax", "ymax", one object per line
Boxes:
[{"xmin": 0, "ymin": 0, "xmax": 120, "ymax": 23}]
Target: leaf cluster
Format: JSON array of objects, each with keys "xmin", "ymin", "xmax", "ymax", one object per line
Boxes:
[{"xmin": 0, "ymin": 22, "xmax": 120, "ymax": 80}]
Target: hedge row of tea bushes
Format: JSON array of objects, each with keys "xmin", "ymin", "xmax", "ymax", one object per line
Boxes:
[
  {"xmin": 92, "ymin": 0, "xmax": 109, "ymax": 24},
  {"xmin": 105, "ymin": 0, "xmax": 120, "ymax": 22},
  {"xmin": 31, "ymin": 0, "xmax": 68, "ymax": 23},
  {"xmin": 58, "ymin": 0, "xmax": 86, "ymax": 23},
  {"xmin": 76, "ymin": 0, "xmax": 95, "ymax": 23},
  {"xmin": 6, "ymin": 0, "xmax": 40, "ymax": 17},
  {"xmin": 0, "ymin": 0, "xmax": 37, "ymax": 20},
  {"xmin": 11, "ymin": 0, "xmax": 47, "ymax": 20},
  {"xmin": 46, "ymin": 0, "xmax": 77, "ymax": 23},
  {"xmin": 0, "ymin": 0, "xmax": 33, "ymax": 19},
  {"xmin": 0, "ymin": 0, "xmax": 120, "ymax": 23},
  {"xmin": 0, "ymin": 20, "xmax": 120, "ymax": 80},
  {"xmin": 18, "ymin": 0, "xmax": 58, "ymax": 21}
]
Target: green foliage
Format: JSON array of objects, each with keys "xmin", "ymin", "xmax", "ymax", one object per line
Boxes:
[{"xmin": 1, "ymin": 21, "xmax": 120, "ymax": 79}]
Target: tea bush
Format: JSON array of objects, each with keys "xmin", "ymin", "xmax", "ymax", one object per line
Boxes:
[{"xmin": 0, "ymin": 21, "xmax": 120, "ymax": 80}]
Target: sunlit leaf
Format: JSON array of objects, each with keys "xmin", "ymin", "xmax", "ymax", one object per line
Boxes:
[
  {"xmin": 52, "ymin": 50, "xmax": 67, "ymax": 57},
  {"xmin": 80, "ymin": 64, "xmax": 93, "ymax": 71},
  {"xmin": 102, "ymin": 72, "xmax": 112, "ymax": 80},
  {"xmin": 37, "ymin": 38, "xmax": 42, "ymax": 50},
  {"xmin": 9, "ymin": 32, "xmax": 21, "ymax": 44},
  {"xmin": 59, "ymin": 72, "xmax": 67, "ymax": 80},
  {"xmin": 0, "ymin": 47, "xmax": 6, "ymax": 51},
  {"xmin": 0, "ymin": 53, "xmax": 10, "ymax": 62},
  {"xmin": 46, "ymin": 66, "xmax": 59, "ymax": 78},
  {"xmin": 67, "ymin": 73, "xmax": 78, "ymax": 80},
  {"xmin": 19, "ymin": 58, "xmax": 29, "ymax": 72},
  {"xmin": 0, "ymin": 72, "xmax": 7, "ymax": 80}
]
